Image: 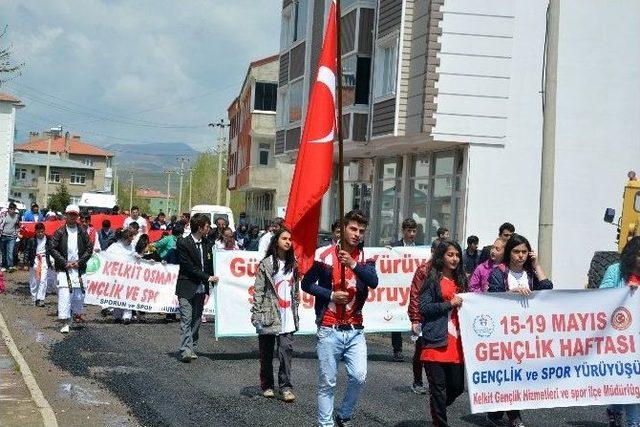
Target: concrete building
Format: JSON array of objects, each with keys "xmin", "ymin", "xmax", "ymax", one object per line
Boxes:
[
  {"xmin": 15, "ymin": 132, "xmax": 114, "ymax": 194},
  {"xmin": 136, "ymin": 188, "xmax": 176, "ymax": 216},
  {"xmin": 275, "ymin": 0, "xmax": 640, "ymax": 288},
  {"xmin": 11, "ymin": 151, "xmax": 97, "ymax": 207},
  {"xmin": 227, "ymin": 54, "xmax": 294, "ymax": 229},
  {"xmin": 0, "ymin": 92, "xmax": 24, "ymax": 207}
]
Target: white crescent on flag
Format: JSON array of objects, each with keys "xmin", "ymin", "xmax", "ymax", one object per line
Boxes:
[{"xmin": 309, "ymin": 65, "xmax": 336, "ymax": 144}]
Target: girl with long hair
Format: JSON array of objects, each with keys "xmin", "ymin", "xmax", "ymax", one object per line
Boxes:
[
  {"xmin": 600, "ymin": 236, "xmax": 640, "ymax": 427},
  {"xmin": 486, "ymin": 234, "xmax": 552, "ymax": 427},
  {"xmin": 419, "ymin": 241, "xmax": 468, "ymax": 426},
  {"xmin": 250, "ymin": 228, "xmax": 300, "ymax": 403}
]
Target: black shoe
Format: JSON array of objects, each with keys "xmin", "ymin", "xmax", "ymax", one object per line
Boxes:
[
  {"xmin": 335, "ymin": 414, "xmax": 352, "ymax": 427},
  {"xmin": 101, "ymin": 308, "xmax": 110, "ymax": 317},
  {"xmin": 36, "ymin": 300, "xmax": 45, "ymax": 307},
  {"xmin": 607, "ymin": 408, "xmax": 623, "ymax": 427},
  {"xmin": 123, "ymin": 318, "xmax": 131, "ymax": 325},
  {"xmin": 392, "ymin": 351, "xmax": 404, "ymax": 362}
]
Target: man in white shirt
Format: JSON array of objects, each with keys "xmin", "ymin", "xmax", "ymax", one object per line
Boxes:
[
  {"xmin": 49, "ymin": 205, "xmax": 93, "ymax": 333},
  {"xmin": 123, "ymin": 206, "xmax": 148, "ymax": 234},
  {"xmin": 258, "ymin": 217, "xmax": 284, "ymax": 258}
]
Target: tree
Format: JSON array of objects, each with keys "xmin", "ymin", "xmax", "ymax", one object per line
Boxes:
[
  {"xmin": 186, "ymin": 151, "xmax": 245, "ymax": 214},
  {"xmin": 116, "ymin": 179, "xmax": 150, "ymax": 214},
  {"xmin": 48, "ymin": 182, "xmax": 71, "ymax": 213},
  {"xmin": 0, "ymin": 25, "xmax": 24, "ymax": 84}
]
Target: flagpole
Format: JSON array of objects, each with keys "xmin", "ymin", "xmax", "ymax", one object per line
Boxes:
[{"xmin": 335, "ymin": 0, "xmax": 347, "ymax": 314}]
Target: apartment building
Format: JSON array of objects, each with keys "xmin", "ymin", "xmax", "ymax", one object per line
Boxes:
[
  {"xmin": 228, "ymin": 55, "xmax": 294, "ymax": 229},
  {"xmin": 0, "ymin": 92, "xmax": 23, "ymax": 207},
  {"xmin": 276, "ymin": 0, "xmax": 640, "ymax": 287},
  {"xmin": 12, "ymin": 151, "xmax": 97, "ymax": 207},
  {"xmin": 15, "ymin": 132, "xmax": 114, "ymax": 193}
]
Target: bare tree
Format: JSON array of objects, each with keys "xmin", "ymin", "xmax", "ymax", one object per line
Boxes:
[{"xmin": 0, "ymin": 25, "xmax": 24, "ymax": 85}]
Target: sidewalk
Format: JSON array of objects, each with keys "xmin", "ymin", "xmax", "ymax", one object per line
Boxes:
[{"xmin": 0, "ymin": 334, "xmax": 44, "ymax": 426}]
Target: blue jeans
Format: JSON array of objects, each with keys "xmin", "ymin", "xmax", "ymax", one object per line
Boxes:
[
  {"xmin": 0, "ymin": 235, "xmax": 15, "ymax": 268},
  {"xmin": 610, "ymin": 404, "xmax": 640, "ymax": 427},
  {"xmin": 316, "ymin": 326, "xmax": 367, "ymax": 427}
]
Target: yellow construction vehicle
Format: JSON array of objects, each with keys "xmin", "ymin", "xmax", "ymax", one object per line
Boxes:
[{"xmin": 587, "ymin": 171, "xmax": 640, "ymax": 288}]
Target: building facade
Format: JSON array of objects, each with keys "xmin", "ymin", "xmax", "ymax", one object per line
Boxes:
[
  {"xmin": 11, "ymin": 152, "xmax": 97, "ymax": 207},
  {"xmin": 136, "ymin": 188, "xmax": 176, "ymax": 216},
  {"xmin": 227, "ymin": 55, "xmax": 294, "ymax": 229},
  {"xmin": 15, "ymin": 132, "xmax": 114, "ymax": 194},
  {"xmin": 274, "ymin": 0, "xmax": 640, "ymax": 288},
  {"xmin": 0, "ymin": 93, "xmax": 23, "ymax": 207}
]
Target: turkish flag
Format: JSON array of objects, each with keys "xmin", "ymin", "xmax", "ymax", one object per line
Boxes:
[{"xmin": 285, "ymin": 1, "xmax": 337, "ymax": 274}]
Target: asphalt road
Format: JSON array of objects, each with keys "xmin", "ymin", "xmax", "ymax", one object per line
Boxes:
[{"xmin": 2, "ymin": 272, "xmax": 613, "ymax": 427}]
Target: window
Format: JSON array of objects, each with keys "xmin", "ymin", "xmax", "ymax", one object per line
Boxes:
[
  {"xmin": 70, "ymin": 196, "xmax": 81, "ymax": 205},
  {"xmin": 259, "ymin": 143, "xmax": 270, "ymax": 166},
  {"xmin": 288, "ymin": 79, "xmax": 303, "ymax": 123},
  {"xmin": 254, "ymin": 82, "xmax": 277, "ymax": 112},
  {"xmin": 293, "ymin": 0, "xmax": 307, "ymax": 42},
  {"xmin": 14, "ymin": 168, "xmax": 27, "ymax": 180},
  {"xmin": 376, "ymin": 157, "xmax": 403, "ymax": 246},
  {"xmin": 373, "ymin": 35, "xmax": 398, "ymax": 99},
  {"xmin": 276, "ymin": 87, "xmax": 288, "ymax": 126},
  {"xmin": 49, "ymin": 170, "xmax": 60, "ymax": 183},
  {"xmin": 280, "ymin": 7, "xmax": 293, "ymax": 50},
  {"xmin": 408, "ymin": 156, "xmax": 430, "ymax": 245},
  {"xmin": 70, "ymin": 171, "xmax": 86, "ymax": 185},
  {"xmin": 342, "ymin": 55, "xmax": 371, "ymax": 107},
  {"xmin": 82, "ymin": 157, "xmax": 94, "ymax": 166},
  {"xmin": 12, "ymin": 191, "xmax": 22, "ymax": 198},
  {"xmin": 634, "ymin": 191, "xmax": 640, "ymax": 213}
]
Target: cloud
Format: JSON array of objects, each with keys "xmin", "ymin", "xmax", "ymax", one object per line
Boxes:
[{"xmin": 1, "ymin": 0, "xmax": 281, "ymax": 152}]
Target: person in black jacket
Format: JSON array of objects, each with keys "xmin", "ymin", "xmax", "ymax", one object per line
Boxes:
[
  {"xmin": 176, "ymin": 213, "xmax": 218, "ymax": 362},
  {"xmin": 478, "ymin": 222, "xmax": 515, "ymax": 264},
  {"xmin": 26, "ymin": 222, "xmax": 51, "ymax": 307},
  {"xmin": 390, "ymin": 218, "xmax": 418, "ymax": 363},
  {"xmin": 49, "ymin": 205, "xmax": 93, "ymax": 334},
  {"xmin": 419, "ymin": 241, "xmax": 467, "ymax": 427}
]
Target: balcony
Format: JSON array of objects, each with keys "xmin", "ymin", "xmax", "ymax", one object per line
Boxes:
[
  {"xmin": 12, "ymin": 178, "xmax": 38, "ymax": 189},
  {"xmin": 104, "ymin": 167, "xmax": 113, "ymax": 179}
]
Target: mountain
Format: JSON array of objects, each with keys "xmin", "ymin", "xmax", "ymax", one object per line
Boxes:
[{"xmin": 105, "ymin": 142, "xmax": 201, "ymax": 191}]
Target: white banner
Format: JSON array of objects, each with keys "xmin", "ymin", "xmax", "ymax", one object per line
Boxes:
[
  {"xmin": 459, "ymin": 288, "xmax": 640, "ymax": 413},
  {"xmin": 83, "ymin": 252, "xmax": 181, "ymax": 313},
  {"xmin": 213, "ymin": 247, "xmax": 431, "ymax": 337}
]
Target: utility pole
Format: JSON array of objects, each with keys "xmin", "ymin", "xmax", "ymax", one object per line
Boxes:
[
  {"xmin": 188, "ymin": 167, "xmax": 193, "ymax": 210},
  {"xmin": 177, "ymin": 157, "xmax": 186, "ymax": 214},
  {"xmin": 128, "ymin": 171, "xmax": 134, "ymax": 212},
  {"xmin": 209, "ymin": 119, "xmax": 229, "ymax": 206},
  {"xmin": 43, "ymin": 125, "xmax": 61, "ymax": 207},
  {"xmin": 538, "ymin": 0, "xmax": 560, "ymax": 277},
  {"xmin": 164, "ymin": 169, "xmax": 172, "ymax": 215},
  {"xmin": 113, "ymin": 165, "xmax": 118, "ymax": 195}
]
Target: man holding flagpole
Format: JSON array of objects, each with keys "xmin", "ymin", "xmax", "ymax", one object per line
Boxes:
[{"xmin": 284, "ymin": 1, "xmax": 378, "ymax": 425}]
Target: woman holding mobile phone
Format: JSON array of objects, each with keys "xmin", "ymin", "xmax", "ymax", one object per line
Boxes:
[{"xmin": 486, "ymin": 234, "xmax": 553, "ymax": 427}]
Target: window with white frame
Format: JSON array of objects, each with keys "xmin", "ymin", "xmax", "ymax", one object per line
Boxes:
[
  {"xmin": 373, "ymin": 34, "xmax": 398, "ymax": 99},
  {"xmin": 49, "ymin": 170, "xmax": 60, "ymax": 183},
  {"xmin": 14, "ymin": 168, "xmax": 27, "ymax": 180},
  {"xmin": 82, "ymin": 157, "xmax": 94, "ymax": 166},
  {"xmin": 70, "ymin": 196, "xmax": 81, "ymax": 205},
  {"xmin": 70, "ymin": 171, "xmax": 86, "ymax": 184},
  {"xmin": 259, "ymin": 143, "xmax": 270, "ymax": 166},
  {"xmin": 293, "ymin": 0, "xmax": 307, "ymax": 42},
  {"xmin": 288, "ymin": 79, "xmax": 303, "ymax": 123}
]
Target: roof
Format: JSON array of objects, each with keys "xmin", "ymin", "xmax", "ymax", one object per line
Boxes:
[
  {"xmin": 136, "ymin": 188, "xmax": 169, "ymax": 199},
  {"xmin": 249, "ymin": 54, "xmax": 279, "ymax": 68},
  {"xmin": 13, "ymin": 152, "xmax": 97, "ymax": 170},
  {"xmin": 15, "ymin": 136, "xmax": 113, "ymax": 157},
  {"xmin": 0, "ymin": 92, "xmax": 24, "ymax": 107}
]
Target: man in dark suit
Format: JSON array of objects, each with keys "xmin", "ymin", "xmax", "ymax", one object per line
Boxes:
[{"xmin": 176, "ymin": 213, "xmax": 218, "ymax": 362}]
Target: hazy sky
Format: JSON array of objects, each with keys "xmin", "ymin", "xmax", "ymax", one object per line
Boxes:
[{"xmin": 1, "ymin": 0, "xmax": 281, "ymax": 155}]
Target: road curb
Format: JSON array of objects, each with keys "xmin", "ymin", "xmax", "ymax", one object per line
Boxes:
[{"xmin": 0, "ymin": 310, "xmax": 58, "ymax": 427}]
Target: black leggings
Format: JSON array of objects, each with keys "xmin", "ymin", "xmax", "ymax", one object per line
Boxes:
[{"xmin": 424, "ymin": 362, "xmax": 465, "ymax": 427}]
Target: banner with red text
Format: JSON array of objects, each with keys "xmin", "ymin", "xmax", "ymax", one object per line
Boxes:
[
  {"xmin": 83, "ymin": 251, "xmax": 181, "ymax": 313},
  {"xmin": 213, "ymin": 246, "xmax": 431, "ymax": 337},
  {"xmin": 459, "ymin": 288, "xmax": 640, "ymax": 413}
]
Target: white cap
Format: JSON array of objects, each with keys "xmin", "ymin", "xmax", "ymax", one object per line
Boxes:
[
  {"xmin": 46, "ymin": 211, "xmax": 57, "ymax": 217},
  {"xmin": 65, "ymin": 204, "xmax": 80, "ymax": 214}
]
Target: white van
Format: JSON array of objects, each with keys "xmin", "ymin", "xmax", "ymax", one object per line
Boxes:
[
  {"xmin": 190, "ymin": 205, "xmax": 235, "ymax": 230},
  {"xmin": 79, "ymin": 192, "xmax": 116, "ymax": 213}
]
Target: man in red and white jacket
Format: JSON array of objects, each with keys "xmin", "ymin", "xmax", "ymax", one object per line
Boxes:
[{"xmin": 302, "ymin": 210, "xmax": 378, "ymax": 427}]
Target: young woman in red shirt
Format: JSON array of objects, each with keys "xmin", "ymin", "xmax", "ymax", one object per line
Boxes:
[{"xmin": 419, "ymin": 240, "xmax": 468, "ymax": 427}]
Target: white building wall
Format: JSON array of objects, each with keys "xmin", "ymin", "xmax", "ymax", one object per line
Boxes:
[
  {"xmin": 551, "ymin": 0, "xmax": 640, "ymax": 288},
  {"xmin": 438, "ymin": 0, "xmax": 547, "ymax": 252},
  {"xmin": 0, "ymin": 103, "xmax": 17, "ymax": 207}
]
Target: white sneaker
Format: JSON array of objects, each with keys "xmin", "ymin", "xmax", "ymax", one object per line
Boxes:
[
  {"xmin": 0, "ymin": 267, "xmax": 6, "ymax": 272},
  {"xmin": 60, "ymin": 324, "xmax": 70, "ymax": 334}
]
